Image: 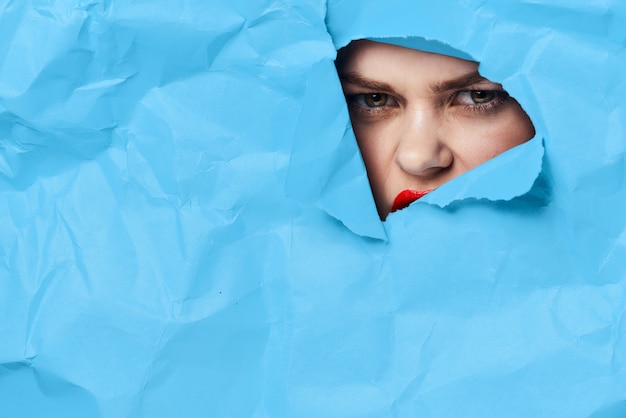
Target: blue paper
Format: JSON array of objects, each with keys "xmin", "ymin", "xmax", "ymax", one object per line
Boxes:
[{"xmin": 1, "ymin": 1, "xmax": 626, "ymax": 417}]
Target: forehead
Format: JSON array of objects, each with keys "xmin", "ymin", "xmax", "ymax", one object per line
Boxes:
[{"xmin": 337, "ymin": 40, "xmax": 478, "ymax": 81}]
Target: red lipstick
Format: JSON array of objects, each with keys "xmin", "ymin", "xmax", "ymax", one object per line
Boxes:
[{"xmin": 391, "ymin": 189, "xmax": 433, "ymax": 212}]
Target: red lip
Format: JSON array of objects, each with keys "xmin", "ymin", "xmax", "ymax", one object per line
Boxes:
[{"xmin": 391, "ymin": 189, "xmax": 433, "ymax": 212}]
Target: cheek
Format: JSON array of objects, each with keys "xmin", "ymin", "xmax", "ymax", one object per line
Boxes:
[
  {"xmin": 494, "ymin": 109, "xmax": 535, "ymax": 153},
  {"xmin": 512, "ymin": 106, "xmax": 536, "ymax": 142},
  {"xmin": 453, "ymin": 108, "xmax": 535, "ymax": 165},
  {"xmin": 352, "ymin": 122, "xmax": 398, "ymax": 207},
  {"xmin": 353, "ymin": 122, "xmax": 394, "ymax": 174}
]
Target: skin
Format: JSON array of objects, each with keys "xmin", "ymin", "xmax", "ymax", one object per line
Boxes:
[{"xmin": 336, "ymin": 40, "xmax": 535, "ymax": 220}]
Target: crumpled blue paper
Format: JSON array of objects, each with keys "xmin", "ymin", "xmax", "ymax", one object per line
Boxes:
[{"xmin": 1, "ymin": 0, "xmax": 626, "ymax": 417}]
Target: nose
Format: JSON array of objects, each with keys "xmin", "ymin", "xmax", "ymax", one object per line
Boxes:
[{"xmin": 394, "ymin": 108, "xmax": 453, "ymax": 176}]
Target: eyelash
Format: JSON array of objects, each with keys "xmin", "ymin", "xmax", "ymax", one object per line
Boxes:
[
  {"xmin": 345, "ymin": 94, "xmax": 397, "ymax": 118},
  {"xmin": 346, "ymin": 89, "xmax": 510, "ymax": 116},
  {"xmin": 454, "ymin": 90, "xmax": 510, "ymax": 113}
]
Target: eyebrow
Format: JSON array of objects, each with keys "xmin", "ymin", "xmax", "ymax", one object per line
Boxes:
[
  {"xmin": 339, "ymin": 73, "xmax": 395, "ymax": 92},
  {"xmin": 339, "ymin": 71, "xmax": 490, "ymax": 94},
  {"xmin": 431, "ymin": 71, "xmax": 489, "ymax": 93}
]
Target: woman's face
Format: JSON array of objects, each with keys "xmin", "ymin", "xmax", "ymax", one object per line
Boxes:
[{"xmin": 337, "ymin": 40, "xmax": 535, "ymax": 220}]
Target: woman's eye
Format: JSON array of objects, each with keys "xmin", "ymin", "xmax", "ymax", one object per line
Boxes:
[
  {"xmin": 454, "ymin": 89, "xmax": 509, "ymax": 107},
  {"xmin": 470, "ymin": 90, "xmax": 496, "ymax": 103},
  {"xmin": 363, "ymin": 93, "xmax": 388, "ymax": 107},
  {"xmin": 347, "ymin": 93, "xmax": 398, "ymax": 113}
]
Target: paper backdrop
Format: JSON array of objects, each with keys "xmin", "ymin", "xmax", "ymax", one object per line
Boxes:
[{"xmin": 1, "ymin": 0, "xmax": 625, "ymax": 417}]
